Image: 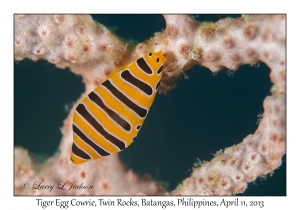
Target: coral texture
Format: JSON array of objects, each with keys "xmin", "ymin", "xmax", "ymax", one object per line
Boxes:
[{"xmin": 14, "ymin": 14, "xmax": 285, "ymax": 195}]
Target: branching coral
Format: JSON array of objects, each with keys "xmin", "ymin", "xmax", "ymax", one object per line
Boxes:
[{"xmin": 14, "ymin": 14, "xmax": 285, "ymax": 195}]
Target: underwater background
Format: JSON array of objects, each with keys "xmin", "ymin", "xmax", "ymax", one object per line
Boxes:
[{"xmin": 14, "ymin": 14, "xmax": 286, "ymax": 195}]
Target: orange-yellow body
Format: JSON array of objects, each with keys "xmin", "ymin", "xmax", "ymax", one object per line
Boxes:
[{"xmin": 71, "ymin": 51, "xmax": 166, "ymax": 164}]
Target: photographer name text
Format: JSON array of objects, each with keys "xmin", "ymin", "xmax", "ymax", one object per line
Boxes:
[{"xmin": 23, "ymin": 181, "xmax": 93, "ymax": 192}]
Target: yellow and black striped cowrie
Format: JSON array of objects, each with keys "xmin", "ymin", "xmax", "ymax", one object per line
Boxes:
[{"xmin": 70, "ymin": 51, "xmax": 166, "ymax": 164}]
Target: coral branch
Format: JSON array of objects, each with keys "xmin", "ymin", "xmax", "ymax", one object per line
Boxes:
[
  {"xmin": 14, "ymin": 14, "xmax": 285, "ymax": 195},
  {"xmin": 173, "ymin": 94, "xmax": 285, "ymax": 195}
]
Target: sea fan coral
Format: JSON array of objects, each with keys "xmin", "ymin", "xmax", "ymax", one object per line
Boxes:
[{"xmin": 14, "ymin": 14, "xmax": 285, "ymax": 195}]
